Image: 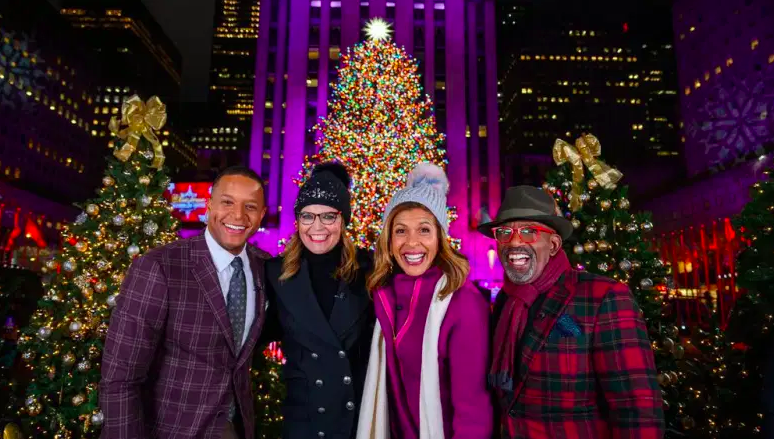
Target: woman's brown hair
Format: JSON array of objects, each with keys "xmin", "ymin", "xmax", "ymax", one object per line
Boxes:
[
  {"xmin": 279, "ymin": 230, "xmax": 359, "ymax": 283},
  {"xmin": 366, "ymin": 202, "xmax": 469, "ymax": 300}
]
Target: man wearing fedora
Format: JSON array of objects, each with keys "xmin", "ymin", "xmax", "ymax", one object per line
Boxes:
[{"xmin": 481, "ymin": 186, "xmax": 664, "ymax": 439}]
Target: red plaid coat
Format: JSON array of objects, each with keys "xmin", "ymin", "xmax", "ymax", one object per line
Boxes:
[
  {"xmin": 494, "ymin": 269, "xmax": 665, "ymax": 439},
  {"xmin": 100, "ymin": 234, "xmax": 270, "ymax": 439}
]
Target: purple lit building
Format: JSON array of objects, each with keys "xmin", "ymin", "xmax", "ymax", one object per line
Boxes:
[
  {"xmin": 642, "ymin": 0, "xmax": 774, "ymax": 231},
  {"xmin": 248, "ymin": 0, "xmax": 504, "ymax": 280},
  {"xmin": 674, "ymin": 0, "xmax": 773, "ymax": 176}
]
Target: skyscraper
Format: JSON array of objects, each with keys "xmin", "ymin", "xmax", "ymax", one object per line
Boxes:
[
  {"xmin": 58, "ymin": 0, "xmax": 196, "ymax": 173},
  {"xmin": 208, "ymin": 0, "xmax": 261, "ymax": 151},
  {"xmin": 497, "ymin": 0, "xmax": 681, "ymax": 184},
  {"xmin": 248, "ymin": 0, "xmax": 502, "ymax": 279},
  {"xmin": 673, "ymin": 0, "xmax": 774, "ymax": 176}
]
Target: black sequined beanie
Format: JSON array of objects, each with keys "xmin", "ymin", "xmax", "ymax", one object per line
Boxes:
[{"xmin": 294, "ymin": 162, "xmax": 352, "ymax": 224}]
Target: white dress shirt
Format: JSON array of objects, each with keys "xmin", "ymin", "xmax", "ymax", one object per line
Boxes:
[{"xmin": 204, "ymin": 228, "xmax": 255, "ymax": 348}]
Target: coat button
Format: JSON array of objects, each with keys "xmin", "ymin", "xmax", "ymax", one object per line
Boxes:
[
  {"xmin": 318, "ymin": 432, "xmax": 325, "ymax": 438},
  {"xmin": 338, "ymin": 350, "xmax": 346, "ymax": 358},
  {"xmin": 315, "ymin": 379, "xmax": 323, "ymax": 387},
  {"xmin": 346, "ymin": 401, "xmax": 355, "ymax": 410},
  {"xmin": 311, "ymin": 353, "xmax": 319, "ymax": 359},
  {"xmin": 537, "ymin": 312, "xmax": 546, "ymax": 320},
  {"xmin": 343, "ymin": 376, "xmax": 351, "ymax": 385},
  {"xmin": 509, "ymin": 409, "xmax": 516, "ymax": 417},
  {"xmin": 318, "ymin": 407, "xmax": 326, "ymax": 414}
]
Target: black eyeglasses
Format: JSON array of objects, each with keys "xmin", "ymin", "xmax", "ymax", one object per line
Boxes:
[{"xmin": 298, "ymin": 211, "xmax": 341, "ymax": 225}]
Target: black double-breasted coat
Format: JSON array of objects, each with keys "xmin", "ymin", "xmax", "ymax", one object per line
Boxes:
[{"xmin": 259, "ymin": 249, "xmax": 374, "ymax": 439}]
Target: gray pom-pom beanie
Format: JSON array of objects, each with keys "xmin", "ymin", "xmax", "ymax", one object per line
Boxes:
[{"xmin": 382, "ymin": 163, "xmax": 450, "ymax": 233}]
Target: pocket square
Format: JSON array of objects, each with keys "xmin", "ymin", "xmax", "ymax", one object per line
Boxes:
[{"xmin": 552, "ymin": 314, "xmax": 582, "ymax": 338}]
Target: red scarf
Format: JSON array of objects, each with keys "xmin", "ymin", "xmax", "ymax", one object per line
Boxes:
[{"xmin": 488, "ymin": 250, "xmax": 571, "ymax": 394}]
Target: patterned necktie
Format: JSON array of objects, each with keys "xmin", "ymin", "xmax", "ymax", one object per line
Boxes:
[{"xmin": 227, "ymin": 256, "xmax": 247, "ymax": 350}]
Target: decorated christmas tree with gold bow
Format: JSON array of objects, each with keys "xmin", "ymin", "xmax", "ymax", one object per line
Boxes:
[
  {"xmin": 545, "ymin": 133, "xmax": 729, "ymax": 438},
  {"xmin": 16, "ymin": 96, "xmax": 180, "ymax": 438}
]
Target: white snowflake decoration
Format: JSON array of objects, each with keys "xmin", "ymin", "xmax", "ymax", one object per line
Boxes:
[{"xmin": 686, "ymin": 66, "xmax": 774, "ymax": 171}]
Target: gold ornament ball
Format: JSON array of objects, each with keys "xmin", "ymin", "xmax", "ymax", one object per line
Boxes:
[
  {"xmin": 587, "ymin": 179, "xmax": 599, "ymax": 190},
  {"xmin": 681, "ymin": 416, "xmax": 695, "ymax": 429},
  {"xmin": 86, "ymin": 204, "xmax": 99, "ymax": 216},
  {"xmin": 618, "ymin": 198, "xmax": 630, "ymax": 209},
  {"xmin": 80, "ymin": 287, "xmax": 93, "ymax": 300},
  {"xmin": 583, "ymin": 242, "xmax": 596, "ymax": 253},
  {"xmin": 571, "ymin": 218, "xmax": 581, "ymax": 229},
  {"xmin": 573, "ymin": 244, "xmax": 584, "ymax": 255},
  {"xmin": 96, "ymin": 259, "xmax": 110, "ymax": 271},
  {"xmin": 669, "ymin": 371, "xmax": 679, "ymax": 383},
  {"xmin": 139, "ymin": 175, "xmax": 151, "ymax": 185},
  {"xmin": 631, "ymin": 260, "xmax": 642, "ymax": 269},
  {"xmin": 72, "ymin": 394, "xmax": 86, "ymax": 406},
  {"xmin": 94, "ymin": 281, "xmax": 108, "ymax": 293},
  {"xmin": 63, "ymin": 352, "xmax": 76, "ymax": 366},
  {"xmin": 597, "ymin": 241, "xmax": 611, "ymax": 252},
  {"xmin": 27, "ymin": 402, "xmax": 42, "ymax": 416},
  {"xmin": 102, "ymin": 176, "xmax": 115, "ymax": 187},
  {"xmin": 53, "ymin": 429, "xmax": 72, "ymax": 439},
  {"xmin": 105, "ymin": 241, "xmax": 117, "ymax": 252},
  {"xmin": 599, "ymin": 199, "xmax": 612, "ymax": 210},
  {"xmin": 117, "ymin": 198, "xmax": 128, "ymax": 208},
  {"xmin": 112, "ymin": 272, "xmax": 125, "ymax": 284},
  {"xmin": 130, "ymin": 213, "xmax": 143, "ymax": 224},
  {"xmin": 88, "ymin": 345, "xmax": 101, "ymax": 359},
  {"xmin": 97, "ymin": 322, "xmax": 110, "ymax": 338},
  {"xmin": 656, "ymin": 373, "xmax": 669, "ymax": 386},
  {"xmin": 663, "ymin": 337, "xmax": 675, "ymax": 351}
]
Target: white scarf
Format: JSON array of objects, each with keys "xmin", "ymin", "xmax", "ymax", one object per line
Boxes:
[{"xmin": 356, "ymin": 275, "xmax": 452, "ymax": 439}]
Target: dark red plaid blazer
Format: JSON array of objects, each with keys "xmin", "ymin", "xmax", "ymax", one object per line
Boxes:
[
  {"xmin": 100, "ymin": 234, "xmax": 270, "ymax": 439},
  {"xmin": 495, "ymin": 269, "xmax": 665, "ymax": 439}
]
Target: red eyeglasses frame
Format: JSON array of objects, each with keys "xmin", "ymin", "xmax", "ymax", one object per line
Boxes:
[{"xmin": 491, "ymin": 224, "xmax": 556, "ymax": 244}]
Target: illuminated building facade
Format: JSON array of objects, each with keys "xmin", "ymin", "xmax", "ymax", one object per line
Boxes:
[
  {"xmin": 0, "ymin": 0, "xmax": 98, "ymax": 242},
  {"xmin": 672, "ymin": 0, "xmax": 774, "ymax": 176},
  {"xmin": 641, "ymin": 0, "xmax": 774, "ymax": 230},
  {"xmin": 497, "ymin": 1, "xmax": 681, "ymax": 183},
  {"xmin": 248, "ymin": 0, "xmax": 503, "ymax": 279},
  {"xmin": 208, "ymin": 0, "xmax": 261, "ymax": 150},
  {"xmin": 58, "ymin": 0, "xmax": 195, "ymax": 173},
  {"xmin": 0, "ymin": 0, "xmax": 100, "ymax": 203}
]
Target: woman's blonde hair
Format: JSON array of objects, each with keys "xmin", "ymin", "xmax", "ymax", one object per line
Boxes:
[
  {"xmin": 366, "ymin": 202, "xmax": 469, "ymax": 300},
  {"xmin": 279, "ymin": 230, "xmax": 359, "ymax": 283}
]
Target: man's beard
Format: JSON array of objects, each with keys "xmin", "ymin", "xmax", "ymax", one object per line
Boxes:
[{"xmin": 500, "ymin": 245, "xmax": 538, "ymax": 285}]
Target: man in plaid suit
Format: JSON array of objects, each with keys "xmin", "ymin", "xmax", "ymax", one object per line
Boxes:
[
  {"xmin": 100, "ymin": 167, "xmax": 271, "ymax": 439},
  {"xmin": 480, "ymin": 186, "xmax": 664, "ymax": 439}
]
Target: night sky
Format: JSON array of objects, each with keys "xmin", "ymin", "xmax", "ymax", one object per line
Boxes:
[{"xmin": 143, "ymin": 0, "xmax": 216, "ymax": 103}]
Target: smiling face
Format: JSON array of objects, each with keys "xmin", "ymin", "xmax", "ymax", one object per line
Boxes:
[
  {"xmin": 297, "ymin": 204, "xmax": 343, "ymax": 254},
  {"xmin": 207, "ymin": 174, "xmax": 266, "ymax": 255},
  {"xmin": 497, "ymin": 220, "xmax": 562, "ymax": 284},
  {"xmin": 390, "ymin": 207, "xmax": 439, "ymax": 277}
]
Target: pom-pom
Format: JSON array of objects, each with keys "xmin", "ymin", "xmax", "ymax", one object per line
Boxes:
[
  {"xmin": 312, "ymin": 161, "xmax": 351, "ymax": 188},
  {"xmin": 406, "ymin": 163, "xmax": 449, "ymax": 194}
]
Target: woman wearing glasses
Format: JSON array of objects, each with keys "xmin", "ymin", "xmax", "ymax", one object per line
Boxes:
[
  {"xmin": 356, "ymin": 163, "xmax": 492, "ymax": 439},
  {"xmin": 261, "ymin": 162, "xmax": 374, "ymax": 439}
]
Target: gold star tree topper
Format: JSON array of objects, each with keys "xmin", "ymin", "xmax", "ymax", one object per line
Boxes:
[{"xmin": 364, "ymin": 18, "xmax": 393, "ymax": 41}]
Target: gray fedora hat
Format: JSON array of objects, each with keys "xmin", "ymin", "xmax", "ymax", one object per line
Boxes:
[{"xmin": 477, "ymin": 185, "xmax": 573, "ymax": 240}]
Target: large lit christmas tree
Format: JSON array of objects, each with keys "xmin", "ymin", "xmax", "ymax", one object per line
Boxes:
[
  {"xmin": 545, "ymin": 134, "xmax": 728, "ymax": 438},
  {"xmin": 16, "ymin": 96, "xmax": 179, "ymax": 438},
  {"xmin": 296, "ymin": 18, "xmax": 454, "ymax": 249},
  {"xmin": 717, "ymin": 163, "xmax": 774, "ymax": 437}
]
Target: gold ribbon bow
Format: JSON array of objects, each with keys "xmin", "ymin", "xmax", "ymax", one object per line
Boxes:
[
  {"xmin": 552, "ymin": 133, "xmax": 623, "ymax": 211},
  {"xmin": 108, "ymin": 95, "xmax": 167, "ymax": 169}
]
